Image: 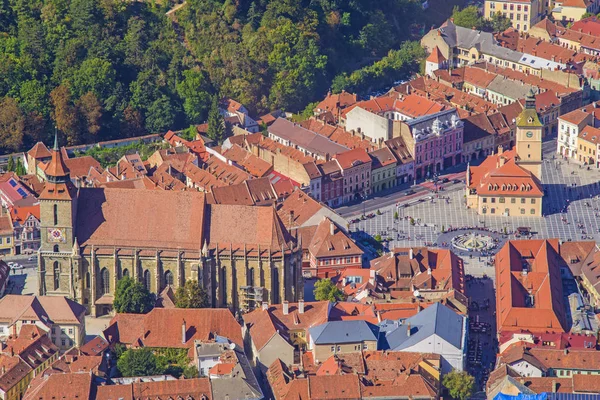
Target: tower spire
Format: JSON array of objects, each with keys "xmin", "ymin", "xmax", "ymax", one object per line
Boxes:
[{"xmin": 53, "ymin": 127, "xmax": 59, "ymax": 151}]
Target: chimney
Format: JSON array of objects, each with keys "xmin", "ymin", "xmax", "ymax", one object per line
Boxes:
[
  {"xmin": 498, "ymin": 144, "xmax": 504, "ymax": 155},
  {"xmin": 262, "ymin": 301, "xmax": 268, "ymax": 311},
  {"xmin": 409, "ymin": 248, "xmax": 414, "ymax": 259},
  {"xmin": 552, "ymin": 380, "xmax": 557, "ymax": 393},
  {"xmin": 298, "ymin": 299, "xmax": 305, "ymax": 314},
  {"xmin": 330, "ymin": 222, "xmax": 335, "ymax": 236},
  {"xmin": 407, "ymin": 323, "xmax": 412, "ymax": 336},
  {"xmin": 289, "ymin": 210, "xmax": 295, "ymax": 228},
  {"xmin": 369, "ymin": 269, "xmax": 376, "ymax": 286},
  {"xmin": 182, "ymin": 319, "xmax": 187, "ymax": 344},
  {"xmin": 283, "ymin": 301, "xmax": 289, "ymax": 315}
]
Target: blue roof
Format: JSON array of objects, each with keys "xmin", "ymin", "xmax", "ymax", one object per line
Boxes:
[
  {"xmin": 384, "ymin": 302, "xmax": 465, "ymax": 351},
  {"xmin": 309, "ymin": 320, "xmax": 380, "ymax": 345}
]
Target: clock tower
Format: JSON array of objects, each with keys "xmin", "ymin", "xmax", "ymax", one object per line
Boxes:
[
  {"xmin": 515, "ymin": 89, "xmax": 543, "ymax": 180},
  {"xmin": 38, "ymin": 133, "xmax": 79, "ymax": 298}
]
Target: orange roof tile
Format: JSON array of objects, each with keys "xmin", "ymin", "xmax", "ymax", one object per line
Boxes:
[
  {"xmin": 427, "ymin": 46, "xmax": 446, "ymax": 63},
  {"xmin": 495, "ymin": 240, "xmax": 568, "ymax": 334}
]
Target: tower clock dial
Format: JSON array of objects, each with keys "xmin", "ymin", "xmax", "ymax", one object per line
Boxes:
[
  {"xmin": 48, "ymin": 228, "xmax": 65, "ymax": 243},
  {"xmin": 526, "ymin": 131, "xmax": 534, "ymax": 138}
]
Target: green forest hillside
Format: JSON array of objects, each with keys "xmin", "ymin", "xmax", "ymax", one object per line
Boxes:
[{"xmin": 0, "ymin": 0, "xmax": 440, "ymax": 153}]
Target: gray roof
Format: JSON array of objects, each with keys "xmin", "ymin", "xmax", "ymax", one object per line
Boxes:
[
  {"xmin": 404, "ymin": 108, "xmax": 462, "ymax": 143},
  {"xmin": 384, "ymin": 302, "xmax": 465, "ymax": 351},
  {"xmin": 309, "ymin": 320, "xmax": 380, "ymax": 344},
  {"xmin": 487, "ymin": 75, "xmax": 536, "ymax": 101},
  {"xmin": 268, "ymin": 118, "xmax": 349, "ymax": 157},
  {"xmin": 438, "ymin": 21, "xmax": 523, "ymax": 63},
  {"xmin": 207, "ymin": 345, "xmax": 263, "ymax": 400}
]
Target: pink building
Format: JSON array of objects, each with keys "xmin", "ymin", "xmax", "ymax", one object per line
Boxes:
[
  {"xmin": 333, "ymin": 148, "xmax": 372, "ymax": 203},
  {"xmin": 319, "ymin": 160, "xmax": 344, "ymax": 207},
  {"xmin": 402, "ymin": 109, "xmax": 464, "ymax": 179}
]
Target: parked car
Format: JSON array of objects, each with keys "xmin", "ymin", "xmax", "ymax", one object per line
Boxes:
[
  {"xmin": 28, "ymin": 256, "xmax": 35, "ymax": 261},
  {"xmin": 405, "ymin": 190, "xmax": 416, "ymax": 196}
]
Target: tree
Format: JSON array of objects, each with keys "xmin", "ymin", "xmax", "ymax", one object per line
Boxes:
[
  {"xmin": 451, "ymin": 6, "xmax": 483, "ymax": 30},
  {"xmin": 117, "ymin": 348, "xmax": 161, "ymax": 377},
  {"xmin": 176, "ymin": 69, "xmax": 211, "ymax": 124},
  {"xmin": 15, "ymin": 158, "xmax": 25, "ymax": 176},
  {"xmin": 175, "ymin": 280, "xmax": 209, "ymax": 308},
  {"xmin": 120, "ymin": 106, "xmax": 145, "ymax": 138},
  {"xmin": 77, "ymin": 92, "xmax": 102, "ymax": 139},
  {"xmin": 7, "ymin": 155, "xmax": 14, "ymax": 172},
  {"xmin": 145, "ymin": 95, "xmax": 176, "ymax": 133},
  {"xmin": 0, "ymin": 97, "xmax": 25, "ymax": 153},
  {"xmin": 443, "ymin": 370, "xmax": 475, "ymax": 400},
  {"xmin": 206, "ymin": 96, "xmax": 225, "ymax": 144},
  {"xmin": 394, "ymin": 211, "xmax": 399, "ymax": 220},
  {"xmin": 50, "ymin": 84, "xmax": 79, "ymax": 145},
  {"xmin": 313, "ymin": 278, "xmax": 344, "ymax": 302},
  {"xmin": 489, "ymin": 11, "xmax": 512, "ymax": 32},
  {"xmin": 113, "ymin": 276, "xmax": 154, "ymax": 314}
]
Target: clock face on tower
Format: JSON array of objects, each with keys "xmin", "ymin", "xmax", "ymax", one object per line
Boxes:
[
  {"xmin": 526, "ymin": 131, "xmax": 534, "ymax": 138},
  {"xmin": 47, "ymin": 228, "xmax": 65, "ymax": 243}
]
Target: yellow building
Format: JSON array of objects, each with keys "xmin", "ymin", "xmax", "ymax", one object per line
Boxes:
[
  {"xmin": 577, "ymin": 126, "xmax": 600, "ymax": 167},
  {"xmin": 552, "ymin": 0, "xmax": 600, "ymax": 23},
  {"xmin": 466, "ymin": 90, "xmax": 544, "ymax": 216},
  {"xmin": 484, "ymin": 0, "xmax": 541, "ymax": 32},
  {"xmin": 0, "ymin": 327, "xmax": 58, "ymax": 400},
  {"xmin": 0, "ymin": 212, "xmax": 13, "ymax": 256}
]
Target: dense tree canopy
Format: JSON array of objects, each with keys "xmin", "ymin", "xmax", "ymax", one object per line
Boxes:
[
  {"xmin": 175, "ymin": 280, "xmax": 209, "ymax": 308},
  {"xmin": 0, "ymin": 0, "xmax": 436, "ymax": 152},
  {"xmin": 313, "ymin": 278, "xmax": 345, "ymax": 302},
  {"xmin": 443, "ymin": 370, "xmax": 475, "ymax": 400},
  {"xmin": 113, "ymin": 276, "xmax": 155, "ymax": 314}
]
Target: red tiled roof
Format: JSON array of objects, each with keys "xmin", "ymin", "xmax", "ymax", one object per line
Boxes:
[
  {"xmin": 468, "ymin": 149, "xmax": 543, "ymax": 197},
  {"xmin": 560, "ymin": 109, "xmax": 592, "ymax": 126},
  {"xmin": 104, "ymin": 308, "xmax": 243, "ymax": 350},
  {"xmin": 495, "ymin": 240, "xmax": 568, "ymax": 334},
  {"xmin": 333, "ymin": 148, "xmax": 371, "ymax": 170},
  {"xmin": 27, "ymin": 142, "xmax": 51, "ymax": 160},
  {"xmin": 578, "ymin": 125, "xmax": 600, "ymax": 144},
  {"xmin": 308, "ymin": 217, "xmax": 363, "ymax": 259},
  {"xmin": 427, "ymin": 46, "xmax": 446, "ymax": 63}
]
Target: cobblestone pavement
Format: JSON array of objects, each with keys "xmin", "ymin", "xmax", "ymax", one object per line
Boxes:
[{"xmin": 349, "ymin": 139, "xmax": 600, "ymax": 276}]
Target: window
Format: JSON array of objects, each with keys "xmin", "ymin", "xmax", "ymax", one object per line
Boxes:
[
  {"xmin": 85, "ymin": 272, "xmax": 90, "ymax": 289},
  {"xmin": 531, "ymin": 198, "xmax": 536, "ymax": 204},
  {"xmin": 53, "ymin": 204, "xmax": 58, "ymax": 226},
  {"xmin": 363, "ymin": 343, "xmax": 368, "ymax": 349},
  {"xmin": 61, "ymin": 328, "xmax": 65, "ymax": 334},
  {"xmin": 503, "ymin": 3, "xmax": 507, "ymax": 9},
  {"xmin": 122, "ymin": 269, "xmax": 129, "ymax": 278},
  {"xmin": 490, "ymin": 1, "xmax": 495, "ymax": 8},
  {"xmin": 499, "ymin": 198, "xmax": 505, "ymax": 203},
  {"xmin": 524, "ymin": 5, "xmax": 528, "ymax": 11},
  {"xmin": 100, "ymin": 268, "xmax": 110, "ymax": 295},
  {"xmin": 68, "ymin": 328, "xmax": 73, "ymax": 335},
  {"xmin": 521, "ymin": 208, "xmax": 525, "ymax": 214},
  {"xmin": 491, "ymin": 198, "xmax": 496, "ymax": 203},
  {"xmin": 511, "ymin": 198, "xmax": 516, "ymax": 204},
  {"xmin": 61, "ymin": 339, "xmax": 66, "ymax": 346},
  {"xmin": 510, "ymin": 4, "xmax": 514, "ymax": 10},
  {"xmin": 143, "ymin": 270, "xmax": 151, "ymax": 292},
  {"xmin": 53, "ymin": 262, "xmax": 60, "ymax": 291},
  {"xmin": 331, "ymin": 346, "xmax": 335, "ymax": 352},
  {"xmin": 54, "ymin": 245, "xmax": 59, "ymax": 253},
  {"xmin": 164, "ymin": 270, "xmax": 174, "ymax": 286},
  {"xmin": 491, "ymin": 208, "xmax": 495, "ymax": 214},
  {"xmin": 510, "ymin": 13, "xmax": 514, "ymax": 19},
  {"xmin": 530, "ymin": 209, "xmax": 535, "ymax": 214}
]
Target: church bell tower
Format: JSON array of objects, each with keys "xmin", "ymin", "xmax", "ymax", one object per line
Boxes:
[
  {"xmin": 515, "ymin": 89, "xmax": 543, "ymax": 180},
  {"xmin": 38, "ymin": 133, "xmax": 78, "ymax": 297}
]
